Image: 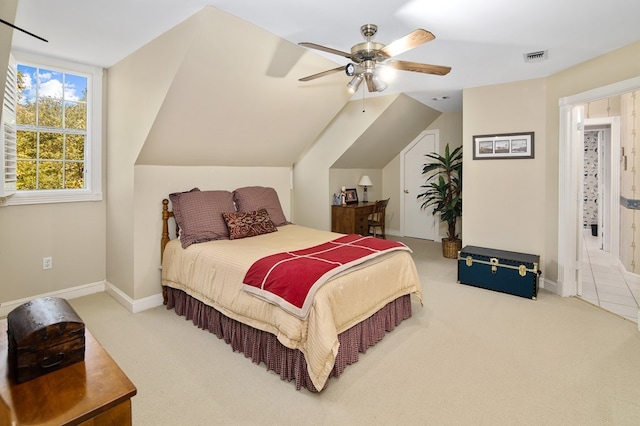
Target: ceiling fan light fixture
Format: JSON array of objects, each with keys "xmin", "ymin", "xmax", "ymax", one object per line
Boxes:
[
  {"xmin": 377, "ymin": 65, "xmax": 396, "ymax": 83},
  {"xmin": 298, "ymin": 25, "xmax": 451, "ymax": 92},
  {"xmin": 371, "ymin": 74, "xmax": 387, "ymax": 92},
  {"xmin": 347, "ymin": 74, "xmax": 363, "ymax": 93},
  {"xmin": 345, "ymin": 63, "xmax": 365, "ymax": 77}
]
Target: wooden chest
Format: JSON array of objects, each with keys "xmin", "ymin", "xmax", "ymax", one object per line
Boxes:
[
  {"xmin": 457, "ymin": 245, "xmax": 540, "ymax": 299},
  {"xmin": 7, "ymin": 297, "xmax": 85, "ymax": 384}
]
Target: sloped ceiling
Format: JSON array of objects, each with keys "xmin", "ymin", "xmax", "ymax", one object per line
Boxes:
[
  {"xmin": 332, "ymin": 94, "xmax": 441, "ymax": 168},
  {"xmin": 135, "ymin": 7, "xmax": 352, "ymax": 167}
]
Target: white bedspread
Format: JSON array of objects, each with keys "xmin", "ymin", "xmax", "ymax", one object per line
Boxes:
[{"xmin": 161, "ymin": 224, "xmax": 422, "ymax": 390}]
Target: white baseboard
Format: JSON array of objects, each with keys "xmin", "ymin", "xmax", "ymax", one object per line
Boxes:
[
  {"xmin": 105, "ymin": 281, "xmax": 164, "ymax": 314},
  {"xmin": 386, "ymin": 228, "xmax": 400, "ymax": 237},
  {"xmin": 0, "ymin": 281, "xmax": 105, "ymax": 318},
  {"xmin": 540, "ymin": 277, "xmax": 558, "ymax": 294},
  {"xmin": 0, "ymin": 281, "xmax": 164, "ymax": 318},
  {"xmin": 621, "ymin": 268, "xmax": 640, "ymax": 286}
]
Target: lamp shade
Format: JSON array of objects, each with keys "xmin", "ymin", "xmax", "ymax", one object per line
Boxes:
[{"xmin": 358, "ymin": 175, "xmax": 373, "ymax": 187}]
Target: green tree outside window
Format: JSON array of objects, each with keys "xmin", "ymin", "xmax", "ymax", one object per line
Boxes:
[{"xmin": 15, "ymin": 65, "xmax": 87, "ymax": 190}]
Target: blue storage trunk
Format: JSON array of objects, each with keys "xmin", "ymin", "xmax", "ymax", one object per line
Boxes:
[{"xmin": 457, "ymin": 245, "xmax": 540, "ymax": 299}]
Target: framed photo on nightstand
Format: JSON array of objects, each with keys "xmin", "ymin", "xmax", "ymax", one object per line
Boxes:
[{"xmin": 345, "ymin": 188, "xmax": 358, "ymax": 204}]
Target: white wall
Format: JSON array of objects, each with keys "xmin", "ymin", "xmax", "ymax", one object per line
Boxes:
[
  {"xmin": 382, "ymin": 111, "xmax": 463, "ymax": 237},
  {"xmin": 293, "ymin": 96, "xmax": 397, "ymax": 229},
  {"xmin": 131, "ymin": 165, "xmax": 292, "ymax": 300},
  {"xmin": 463, "ymin": 79, "xmax": 547, "ymax": 258},
  {"xmin": 329, "ymin": 169, "xmax": 382, "ymax": 205},
  {"xmin": 0, "ymin": 201, "xmax": 106, "ymax": 303}
]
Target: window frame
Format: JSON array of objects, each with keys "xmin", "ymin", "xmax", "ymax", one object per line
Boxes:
[{"xmin": 4, "ymin": 51, "xmax": 102, "ymax": 205}]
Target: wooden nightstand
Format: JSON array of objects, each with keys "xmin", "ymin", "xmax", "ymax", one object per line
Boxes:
[
  {"xmin": 331, "ymin": 203, "xmax": 375, "ymax": 235},
  {"xmin": 0, "ymin": 319, "xmax": 136, "ymax": 425}
]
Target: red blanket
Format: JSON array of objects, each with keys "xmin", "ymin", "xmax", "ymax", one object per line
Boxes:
[{"xmin": 242, "ymin": 234, "xmax": 410, "ymax": 318}]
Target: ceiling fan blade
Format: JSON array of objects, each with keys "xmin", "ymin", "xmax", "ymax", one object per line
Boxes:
[
  {"xmin": 298, "ymin": 42, "xmax": 352, "ymax": 60},
  {"xmin": 298, "ymin": 66, "xmax": 345, "ymax": 82},
  {"xmin": 379, "ymin": 29, "xmax": 434, "ymax": 58},
  {"xmin": 0, "ymin": 18, "xmax": 48, "ymax": 43},
  {"xmin": 387, "ymin": 60, "xmax": 451, "ymax": 76}
]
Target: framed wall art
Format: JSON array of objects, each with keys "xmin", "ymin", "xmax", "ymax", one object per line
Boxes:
[{"xmin": 472, "ymin": 132, "xmax": 535, "ymax": 159}]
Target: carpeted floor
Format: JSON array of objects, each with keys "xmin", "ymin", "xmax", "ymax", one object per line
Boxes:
[{"xmin": 68, "ymin": 237, "xmax": 640, "ymax": 425}]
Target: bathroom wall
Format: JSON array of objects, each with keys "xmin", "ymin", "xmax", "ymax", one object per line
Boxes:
[{"xmin": 583, "ymin": 130, "xmax": 599, "ymax": 229}]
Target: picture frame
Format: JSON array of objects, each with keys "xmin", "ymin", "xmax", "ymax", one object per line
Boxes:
[
  {"xmin": 472, "ymin": 132, "xmax": 535, "ymax": 159},
  {"xmin": 345, "ymin": 188, "xmax": 358, "ymax": 204}
]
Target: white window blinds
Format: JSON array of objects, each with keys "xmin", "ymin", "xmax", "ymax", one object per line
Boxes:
[{"xmin": 1, "ymin": 54, "xmax": 17, "ymax": 199}]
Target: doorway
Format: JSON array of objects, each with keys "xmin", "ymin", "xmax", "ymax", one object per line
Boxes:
[
  {"xmin": 583, "ymin": 122, "xmax": 612, "ymax": 254},
  {"xmin": 400, "ymin": 129, "xmax": 438, "ymax": 240},
  {"xmin": 579, "ymin": 119, "xmax": 637, "ymax": 322},
  {"xmin": 558, "ymin": 76, "xmax": 639, "ymax": 326}
]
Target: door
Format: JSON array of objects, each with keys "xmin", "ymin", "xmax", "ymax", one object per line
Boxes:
[
  {"xmin": 585, "ymin": 117, "xmax": 621, "ymax": 262},
  {"xmin": 402, "ymin": 130, "xmax": 438, "ymax": 240},
  {"xmin": 597, "ymin": 129, "xmax": 605, "ymax": 250},
  {"xmin": 597, "ymin": 127, "xmax": 611, "ymax": 252},
  {"xmin": 574, "ymin": 107, "xmax": 585, "ymax": 296},
  {"xmin": 559, "ymin": 104, "xmax": 584, "ymax": 297}
]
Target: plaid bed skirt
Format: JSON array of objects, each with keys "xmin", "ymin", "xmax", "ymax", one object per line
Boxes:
[{"xmin": 165, "ymin": 287, "xmax": 412, "ymax": 392}]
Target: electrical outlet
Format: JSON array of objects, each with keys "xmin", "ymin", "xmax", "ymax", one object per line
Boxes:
[{"xmin": 43, "ymin": 256, "xmax": 52, "ymax": 270}]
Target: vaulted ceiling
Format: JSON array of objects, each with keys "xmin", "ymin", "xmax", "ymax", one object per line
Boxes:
[
  {"xmin": 107, "ymin": 7, "xmax": 440, "ymax": 169},
  {"xmin": 10, "ymin": 0, "xmax": 640, "ymax": 112},
  {"xmin": 5, "ymin": 1, "xmax": 640, "ymax": 169},
  {"xmin": 133, "ymin": 8, "xmax": 351, "ymax": 167}
]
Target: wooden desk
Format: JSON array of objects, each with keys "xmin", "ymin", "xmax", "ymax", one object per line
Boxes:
[
  {"xmin": 331, "ymin": 203, "xmax": 375, "ymax": 235},
  {"xmin": 0, "ymin": 319, "xmax": 136, "ymax": 426}
]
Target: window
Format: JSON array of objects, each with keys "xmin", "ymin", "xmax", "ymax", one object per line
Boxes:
[{"xmin": 1, "ymin": 52, "xmax": 102, "ymax": 205}]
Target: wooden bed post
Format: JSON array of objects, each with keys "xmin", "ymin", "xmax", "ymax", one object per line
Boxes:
[
  {"xmin": 161, "ymin": 199, "xmax": 174, "ymax": 305},
  {"xmin": 161, "ymin": 199, "xmax": 171, "ymax": 260}
]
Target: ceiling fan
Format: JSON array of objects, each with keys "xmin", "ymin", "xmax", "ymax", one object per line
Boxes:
[
  {"xmin": 0, "ymin": 18, "xmax": 48, "ymax": 42},
  {"xmin": 298, "ymin": 24, "xmax": 450, "ymax": 93}
]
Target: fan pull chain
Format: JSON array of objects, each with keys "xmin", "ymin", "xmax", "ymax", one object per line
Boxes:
[{"xmin": 362, "ymin": 83, "xmax": 366, "ymax": 112}]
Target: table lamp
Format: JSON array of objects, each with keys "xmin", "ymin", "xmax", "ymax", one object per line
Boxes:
[{"xmin": 358, "ymin": 175, "xmax": 373, "ymax": 203}]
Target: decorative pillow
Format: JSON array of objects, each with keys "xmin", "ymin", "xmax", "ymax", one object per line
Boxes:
[
  {"xmin": 233, "ymin": 186, "xmax": 288, "ymax": 226},
  {"xmin": 222, "ymin": 209, "xmax": 278, "ymax": 240},
  {"xmin": 169, "ymin": 189, "xmax": 235, "ymax": 248}
]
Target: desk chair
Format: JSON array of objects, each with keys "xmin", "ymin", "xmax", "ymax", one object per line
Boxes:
[{"xmin": 368, "ymin": 198, "xmax": 390, "ymax": 239}]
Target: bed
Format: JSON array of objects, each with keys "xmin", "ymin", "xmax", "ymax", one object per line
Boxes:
[{"xmin": 160, "ymin": 186, "xmax": 422, "ymax": 391}]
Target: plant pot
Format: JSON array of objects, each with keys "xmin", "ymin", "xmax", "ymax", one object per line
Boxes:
[{"xmin": 442, "ymin": 238, "xmax": 462, "ymax": 259}]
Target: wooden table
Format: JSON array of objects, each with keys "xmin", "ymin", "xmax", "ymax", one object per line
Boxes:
[
  {"xmin": 0, "ymin": 319, "xmax": 136, "ymax": 426},
  {"xmin": 331, "ymin": 203, "xmax": 375, "ymax": 235}
]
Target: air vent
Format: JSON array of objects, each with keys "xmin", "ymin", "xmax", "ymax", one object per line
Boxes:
[{"xmin": 523, "ymin": 50, "xmax": 548, "ymax": 63}]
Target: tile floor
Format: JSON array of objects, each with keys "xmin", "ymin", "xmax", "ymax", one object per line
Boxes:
[{"xmin": 579, "ymin": 229, "xmax": 639, "ymax": 323}]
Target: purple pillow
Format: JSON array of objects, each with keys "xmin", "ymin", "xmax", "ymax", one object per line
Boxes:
[
  {"xmin": 233, "ymin": 186, "xmax": 288, "ymax": 226},
  {"xmin": 169, "ymin": 189, "xmax": 235, "ymax": 248}
]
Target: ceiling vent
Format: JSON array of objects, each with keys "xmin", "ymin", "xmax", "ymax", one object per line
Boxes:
[{"xmin": 524, "ymin": 50, "xmax": 548, "ymax": 63}]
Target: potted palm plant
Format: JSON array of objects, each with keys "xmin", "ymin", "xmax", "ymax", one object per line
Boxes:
[{"xmin": 417, "ymin": 143, "xmax": 463, "ymax": 258}]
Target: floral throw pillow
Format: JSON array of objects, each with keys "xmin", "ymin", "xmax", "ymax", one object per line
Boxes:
[{"xmin": 222, "ymin": 208, "xmax": 278, "ymax": 240}]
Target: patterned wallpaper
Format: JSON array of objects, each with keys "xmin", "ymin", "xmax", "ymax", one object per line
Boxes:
[{"xmin": 583, "ymin": 131, "xmax": 599, "ymax": 228}]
